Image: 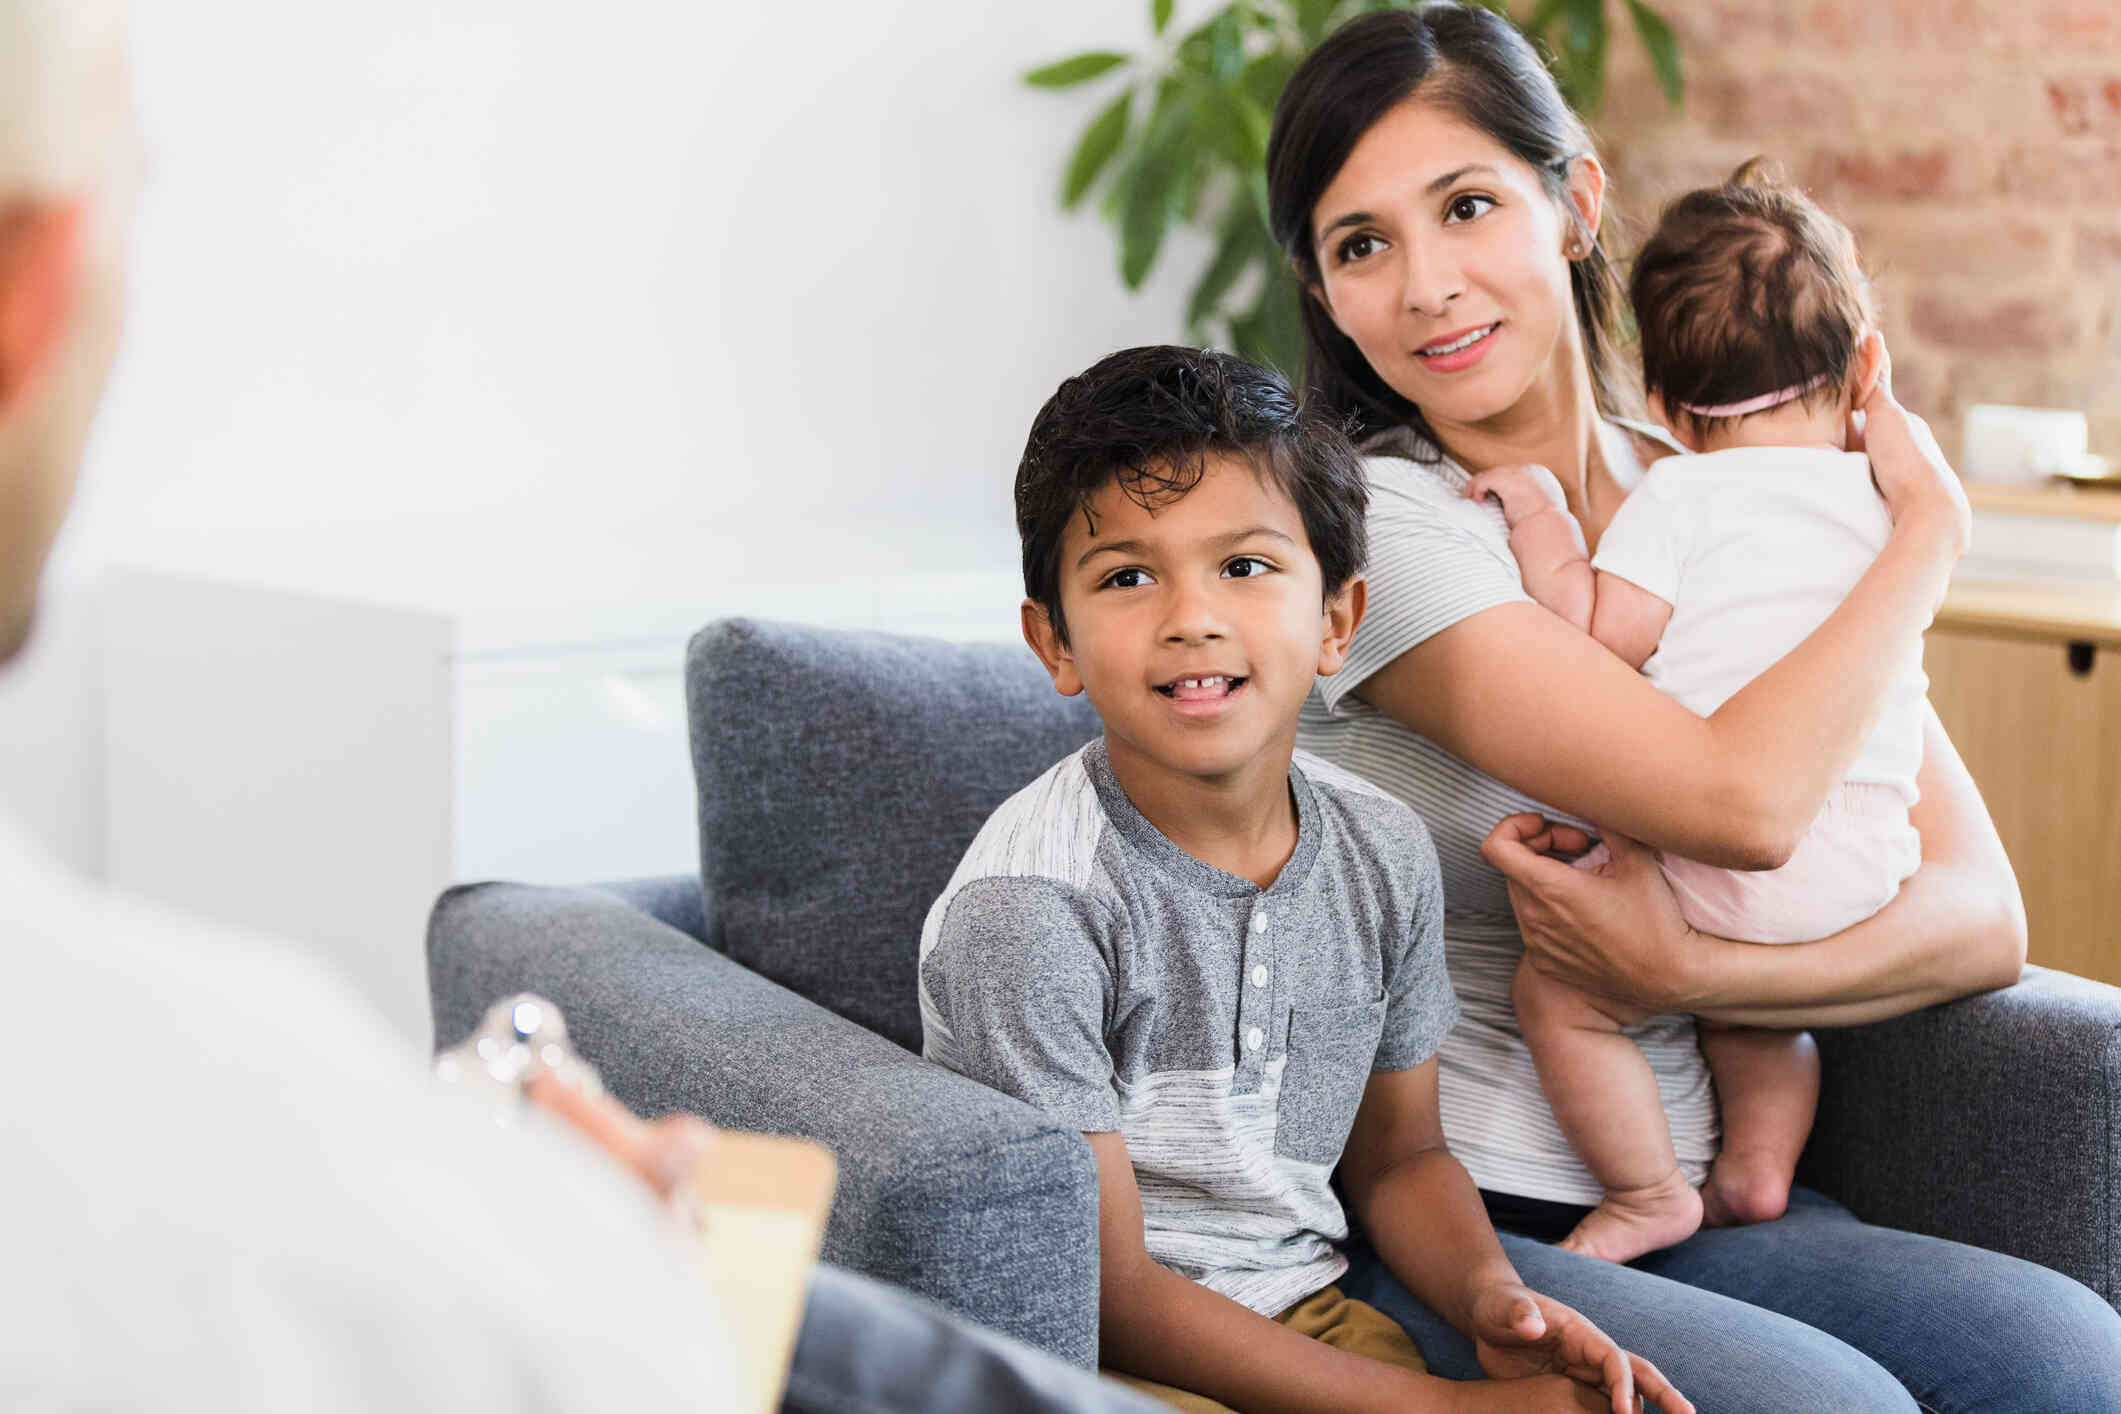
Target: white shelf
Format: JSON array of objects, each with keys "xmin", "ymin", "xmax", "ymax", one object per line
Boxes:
[{"xmin": 97, "ymin": 551, "xmax": 1026, "ymax": 1044}]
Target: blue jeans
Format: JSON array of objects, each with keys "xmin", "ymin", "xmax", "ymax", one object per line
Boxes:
[
  {"xmin": 783, "ymin": 1264, "xmax": 1164, "ymax": 1414},
  {"xmin": 1342, "ymin": 1187, "xmax": 2121, "ymax": 1413}
]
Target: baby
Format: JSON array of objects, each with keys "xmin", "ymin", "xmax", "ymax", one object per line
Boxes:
[{"xmin": 1468, "ymin": 159, "xmax": 1928, "ymax": 1264}]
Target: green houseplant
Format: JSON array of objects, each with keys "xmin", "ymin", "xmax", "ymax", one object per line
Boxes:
[{"xmin": 1028, "ymin": 0, "xmax": 1682, "ymax": 376}]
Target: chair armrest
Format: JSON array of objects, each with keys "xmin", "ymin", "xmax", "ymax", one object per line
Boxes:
[
  {"xmin": 593, "ymin": 873, "xmax": 712, "ymax": 944},
  {"xmin": 1801, "ymin": 966, "xmax": 2119, "ymax": 1306},
  {"xmin": 427, "ymin": 880, "xmax": 1101, "ymax": 1364}
]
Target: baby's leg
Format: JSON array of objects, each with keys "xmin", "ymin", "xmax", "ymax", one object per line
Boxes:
[
  {"xmin": 1511, "ymin": 957, "xmax": 1703, "ymax": 1263},
  {"xmin": 1696, "ymin": 1023, "xmax": 1820, "ymax": 1228}
]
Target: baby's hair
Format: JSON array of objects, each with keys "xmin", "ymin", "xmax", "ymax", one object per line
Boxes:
[
  {"xmin": 1629, "ymin": 157, "xmax": 1876, "ymax": 443},
  {"xmin": 1015, "ymin": 345, "xmax": 1367, "ymax": 648}
]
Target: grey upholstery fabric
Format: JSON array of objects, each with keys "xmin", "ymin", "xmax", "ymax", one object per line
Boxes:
[
  {"xmin": 427, "ymin": 881, "xmax": 1102, "ymax": 1364},
  {"xmin": 427, "ymin": 614, "xmax": 2121, "ymax": 1361},
  {"xmin": 595, "ymin": 874, "xmax": 710, "ymax": 944},
  {"xmin": 1802, "ymin": 965, "xmax": 2119, "ymax": 1305},
  {"xmin": 689, "ymin": 617, "xmax": 1101, "ymax": 1050}
]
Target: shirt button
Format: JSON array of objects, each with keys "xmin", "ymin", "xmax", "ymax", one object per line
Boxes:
[
  {"xmin": 1245, "ymin": 1027, "xmax": 1264, "ymax": 1052},
  {"xmin": 1251, "ymin": 965, "xmax": 1269, "ymax": 988},
  {"xmin": 1251, "ymin": 913, "xmax": 1268, "ymax": 935}
]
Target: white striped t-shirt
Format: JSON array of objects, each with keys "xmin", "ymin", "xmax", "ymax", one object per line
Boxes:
[{"xmin": 1296, "ymin": 421, "xmax": 1719, "ymax": 1207}]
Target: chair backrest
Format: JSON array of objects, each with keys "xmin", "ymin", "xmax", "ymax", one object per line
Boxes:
[{"xmin": 688, "ymin": 617, "xmax": 1101, "ymax": 1050}]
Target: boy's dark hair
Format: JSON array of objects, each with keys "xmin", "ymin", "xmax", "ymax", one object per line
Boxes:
[
  {"xmin": 1630, "ymin": 157, "xmax": 1876, "ymax": 444},
  {"xmin": 1016, "ymin": 345, "xmax": 1367, "ymax": 646}
]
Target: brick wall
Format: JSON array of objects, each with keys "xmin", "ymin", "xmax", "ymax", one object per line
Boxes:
[{"xmin": 1592, "ymin": 0, "xmax": 2121, "ymax": 460}]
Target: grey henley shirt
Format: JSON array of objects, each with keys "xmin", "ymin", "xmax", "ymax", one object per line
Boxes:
[{"xmin": 918, "ymin": 736, "xmax": 1458, "ymax": 1316}]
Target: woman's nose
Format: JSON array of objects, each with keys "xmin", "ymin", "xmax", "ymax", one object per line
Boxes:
[{"xmin": 1400, "ymin": 241, "xmax": 1463, "ymax": 316}]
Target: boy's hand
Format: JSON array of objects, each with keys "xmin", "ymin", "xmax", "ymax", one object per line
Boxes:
[
  {"xmin": 1468, "ymin": 1281, "xmax": 1693, "ymax": 1414},
  {"xmin": 1463, "ymin": 463, "xmax": 1570, "ymax": 528}
]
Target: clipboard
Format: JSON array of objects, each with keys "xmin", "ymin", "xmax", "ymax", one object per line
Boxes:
[{"xmin": 690, "ymin": 1132, "xmax": 839, "ymax": 1414}]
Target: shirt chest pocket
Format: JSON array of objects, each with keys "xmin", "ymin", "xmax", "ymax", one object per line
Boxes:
[{"xmin": 1273, "ymin": 996, "xmax": 1387, "ymax": 1167}]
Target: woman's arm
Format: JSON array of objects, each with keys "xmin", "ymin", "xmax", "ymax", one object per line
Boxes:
[
  {"xmin": 1356, "ymin": 386, "xmax": 1968, "ymax": 870},
  {"xmin": 1483, "ymin": 704, "xmax": 2027, "ymax": 1024}
]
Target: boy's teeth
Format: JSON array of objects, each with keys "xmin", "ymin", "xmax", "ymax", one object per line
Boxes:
[{"xmin": 1166, "ymin": 675, "xmax": 1239, "ymax": 700}]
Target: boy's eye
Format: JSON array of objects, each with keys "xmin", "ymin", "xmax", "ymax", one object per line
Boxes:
[
  {"xmin": 1444, "ymin": 193, "xmax": 1496, "ymax": 224},
  {"xmin": 1101, "ymin": 567, "xmax": 1152, "ymax": 590},
  {"xmin": 1223, "ymin": 556, "xmax": 1274, "ymax": 579}
]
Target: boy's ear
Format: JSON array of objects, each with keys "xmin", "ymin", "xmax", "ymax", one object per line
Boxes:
[
  {"xmin": 1020, "ymin": 599, "xmax": 1085, "ymax": 698},
  {"xmin": 1314, "ymin": 576, "xmax": 1367, "ymax": 678},
  {"xmin": 1849, "ymin": 329, "xmax": 1886, "ymax": 408},
  {"xmin": 0, "ymin": 200, "xmax": 87, "ymax": 423}
]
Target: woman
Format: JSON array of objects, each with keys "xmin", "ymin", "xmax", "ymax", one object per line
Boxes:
[{"xmin": 1271, "ymin": 7, "xmax": 2121, "ymax": 1410}]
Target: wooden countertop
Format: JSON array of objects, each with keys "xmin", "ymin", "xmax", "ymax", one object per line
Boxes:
[
  {"xmin": 1967, "ymin": 479, "xmax": 2121, "ymax": 522},
  {"xmin": 1939, "ymin": 577, "xmax": 2121, "ymax": 647},
  {"xmin": 1936, "ymin": 481, "xmax": 2121, "ymax": 644}
]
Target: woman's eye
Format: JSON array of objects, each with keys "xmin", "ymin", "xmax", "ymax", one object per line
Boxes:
[
  {"xmin": 1223, "ymin": 556, "xmax": 1273, "ymax": 579},
  {"xmin": 1444, "ymin": 193, "xmax": 1496, "ymax": 224},
  {"xmin": 1102, "ymin": 567, "xmax": 1151, "ymax": 590},
  {"xmin": 1336, "ymin": 232, "xmax": 1381, "ymax": 265}
]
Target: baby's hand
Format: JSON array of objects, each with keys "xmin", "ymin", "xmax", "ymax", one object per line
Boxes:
[{"xmin": 1465, "ymin": 464, "xmax": 1571, "ymax": 529}]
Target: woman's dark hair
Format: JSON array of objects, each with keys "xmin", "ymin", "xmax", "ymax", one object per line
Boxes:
[
  {"xmin": 1015, "ymin": 344, "xmax": 1367, "ymax": 646},
  {"xmin": 1631, "ymin": 157, "xmax": 1876, "ymax": 444},
  {"xmin": 1265, "ymin": 3, "xmax": 1628, "ymax": 451}
]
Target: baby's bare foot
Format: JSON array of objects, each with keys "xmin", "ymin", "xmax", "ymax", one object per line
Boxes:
[
  {"xmin": 1560, "ymin": 1169, "xmax": 1704, "ymax": 1264},
  {"xmin": 1700, "ymin": 1147, "xmax": 1795, "ymax": 1228}
]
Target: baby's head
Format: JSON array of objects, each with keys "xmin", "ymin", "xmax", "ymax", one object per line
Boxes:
[
  {"xmin": 1630, "ymin": 158, "xmax": 1882, "ymax": 452},
  {"xmin": 1014, "ymin": 345, "xmax": 1367, "ymax": 782}
]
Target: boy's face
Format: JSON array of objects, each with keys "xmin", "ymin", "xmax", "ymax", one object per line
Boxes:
[{"xmin": 1023, "ymin": 453, "xmax": 1363, "ymax": 789}]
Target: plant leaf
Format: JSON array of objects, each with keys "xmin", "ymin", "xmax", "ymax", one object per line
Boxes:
[
  {"xmin": 1541, "ymin": 0, "xmax": 1607, "ymax": 113},
  {"xmin": 1295, "ymin": 0, "xmax": 1340, "ymax": 43},
  {"xmin": 1153, "ymin": 0, "xmax": 1175, "ymax": 34},
  {"xmin": 1255, "ymin": 267, "xmax": 1307, "ymax": 378},
  {"xmin": 1188, "ymin": 205, "xmax": 1265, "ymax": 331},
  {"xmin": 1208, "ymin": 8, "xmax": 1245, "ymax": 81},
  {"xmin": 1183, "ymin": 72, "xmax": 1270, "ymax": 169},
  {"xmin": 1025, "ymin": 51, "xmax": 1130, "ymax": 88},
  {"xmin": 1624, "ymin": 0, "xmax": 1683, "ymax": 107},
  {"xmin": 1063, "ymin": 89, "xmax": 1133, "ymax": 208},
  {"xmin": 1119, "ymin": 106, "xmax": 1192, "ymax": 288},
  {"xmin": 1241, "ymin": 50, "xmax": 1299, "ymax": 114}
]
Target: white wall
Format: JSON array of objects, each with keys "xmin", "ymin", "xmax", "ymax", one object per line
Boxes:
[
  {"xmin": 61, "ymin": 0, "xmax": 1209, "ymax": 567},
  {"xmin": 10, "ymin": 1, "xmax": 1222, "ymax": 876}
]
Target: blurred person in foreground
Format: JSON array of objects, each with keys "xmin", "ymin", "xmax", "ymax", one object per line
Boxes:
[{"xmin": 0, "ymin": 4, "xmax": 1158, "ymax": 1410}]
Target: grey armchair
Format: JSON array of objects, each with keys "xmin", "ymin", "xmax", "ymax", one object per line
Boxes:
[{"xmin": 428, "ymin": 616, "xmax": 2120, "ymax": 1369}]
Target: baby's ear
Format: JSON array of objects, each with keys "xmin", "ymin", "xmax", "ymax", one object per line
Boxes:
[
  {"xmin": 1644, "ymin": 390, "xmax": 1700, "ymax": 453},
  {"xmin": 1849, "ymin": 330, "xmax": 1886, "ymax": 408}
]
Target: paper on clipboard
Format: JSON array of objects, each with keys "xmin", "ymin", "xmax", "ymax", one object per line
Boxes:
[{"xmin": 689, "ymin": 1132, "xmax": 838, "ymax": 1414}]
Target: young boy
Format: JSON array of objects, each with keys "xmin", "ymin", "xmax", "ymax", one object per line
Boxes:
[{"xmin": 918, "ymin": 346, "xmax": 1687, "ymax": 1414}]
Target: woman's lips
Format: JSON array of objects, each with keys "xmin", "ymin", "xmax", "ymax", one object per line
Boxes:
[{"xmin": 1414, "ymin": 321, "xmax": 1500, "ymax": 373}]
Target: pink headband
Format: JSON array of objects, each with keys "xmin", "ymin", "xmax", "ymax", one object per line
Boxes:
[{"xmin": 1675, "ymin": 373, "xmax": 1831, "ymax": 419}]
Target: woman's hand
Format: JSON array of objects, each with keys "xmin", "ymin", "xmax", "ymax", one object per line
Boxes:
[
  {"xmin": 1480, "ymin": 814, "xmax": 1700, "ymax": 1012},
  {"xmin": 1848, "ymin": 336, "xmax": 1971, "ymax": 557},
  {"xmin": 1467, "ymin": 1280, "xmax": 1693, "ymax": 1414}
]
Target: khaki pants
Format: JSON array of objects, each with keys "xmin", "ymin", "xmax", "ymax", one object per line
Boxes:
[{"xmin": 1105, "ymin": 1285, "xmax": 1428, "ymax": 1414}]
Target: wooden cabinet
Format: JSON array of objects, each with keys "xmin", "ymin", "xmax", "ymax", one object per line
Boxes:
[{"xmin": 1925, "ymin": 580, "xmax": 2121, "ymax": 984}]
